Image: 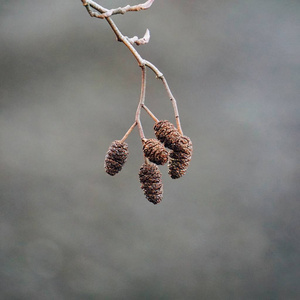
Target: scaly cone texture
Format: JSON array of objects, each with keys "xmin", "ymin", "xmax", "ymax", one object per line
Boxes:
[
  {"xmin": 154, "ymin": 120, "xmax": 193, "ymax": 179},
  {"xmin": 154, "ymin": 120, "xmax": 181, "ymax": 151},
  {"xmin": 142, "ymin": 138, "xmax": 168, "ymax": 165},
  {"xmin": 104, "ymin": 140, "xmax": 129, "ymax": 176},
  {"xmin": 139, "ymin": 163, "xmax": 163, "ymax": 204},
  {"xmin": 168, "ymin": 136, "xmax": 193, "ymax": 179}
]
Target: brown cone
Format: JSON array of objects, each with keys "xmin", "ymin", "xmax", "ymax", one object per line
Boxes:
[
  {"xmin": 154, "ymin": 120, "xmax": 193, "ymax": 153},
  {"xmin": 142, "ymin": 138, "xmax": 168, "ymax": 165},
  {"xmin": 154, "ymin": 120, "xmax": 181, "ymax": 150},
  {"xmin": 139, "ymin": 163, "xmax": 163, "ymax": 204},
  {"xmin": 168, "ymin": 151, "xmax": 190, "ymax": 179},
  {"xmin": 173, "ymin": 135, "xmax": 193, "ymax": 153},
  {"xmin": 104, "ymin": 140, "xmax": 129, "ymax": 176},
  {"xmin": 168, "ymin": 137, "xmax": 193, "ymax": 179}
]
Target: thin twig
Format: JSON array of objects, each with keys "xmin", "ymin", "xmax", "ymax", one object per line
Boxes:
[
  {"xmin": 143, "ymin": 60, "xmax": 182, "ymax": 134},
  {"xmin": 82, "ymin": 0, "xmax": 154, "ymax": 19},
  {"xmin": 120, "ymin": 122, "xmax": 137, "ymax": 143},
  {"xmin": 142, "ymin": 104, "xmax": 159, "ymax": 123},
  {"xmin": 135, "ymin": 67, "xmax": 147, "ymax": 140},
  {"xmin": 160, "ymin": 77, "xmax": 183, "ymax": 134}
]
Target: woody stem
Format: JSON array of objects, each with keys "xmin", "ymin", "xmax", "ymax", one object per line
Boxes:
[
  {"xmin": 160, "ymin": 77, "xmax": 183, "ymax": 135},
  {"xmin": 142, "ymin": 104, "xmax": 159, "ymax": 122},
  {"xmin": 120, "ymin": 122, "xmax": 137, "ymax": 143},
  {"xmin": 135, "ymin": 66, "xmax": 147, "ymax": 140}
]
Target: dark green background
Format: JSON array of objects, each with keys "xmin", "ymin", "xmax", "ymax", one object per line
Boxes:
[{"xmin": 1, "ymin": 0, "xmax": 299, "ymax": 299}]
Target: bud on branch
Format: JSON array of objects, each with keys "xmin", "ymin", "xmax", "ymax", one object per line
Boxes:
[{"xmin": 81, "ymin": 0, "xmax": 155, "ymax": 19}]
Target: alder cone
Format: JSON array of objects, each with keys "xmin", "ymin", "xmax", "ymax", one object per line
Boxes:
[
  {"xmin": 154, "ymin": 120, "xmax": 181, "ymax": 150},
  {"xmin": 168, "ymin": 137, "xmax": 193, "ymax": 179},
  {"xmin": 154, "ymin": 120, "xmax": 192, "ymax": 153},
  {"xmin": 104, "ymin": 140, "xmax": 129, "ymax": 176},
  {"xmin": 168, "ymin": 151, "xmax": 190, "ymax": 179},
  {"xmin": 142, "ymin": 138, "xmax": 168, "ymax": 165},
  {"xmin": 174, "ymin": 135, "xmax": 193, "ymax": 153},
  {"xmin": 139, "ymin": 163, "xmax": 163, "ymax": 204}
]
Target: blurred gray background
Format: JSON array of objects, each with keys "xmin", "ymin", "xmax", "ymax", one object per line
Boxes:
[{"xmin": 0, "ymin": 0, "xmax": 299, "ymax": 299}]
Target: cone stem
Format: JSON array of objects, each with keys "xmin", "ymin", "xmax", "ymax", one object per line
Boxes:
[
  {"xmin": 120, "ymin": 122, "xmax": 137, "ymax": 143},
  {"xmin": 135, "ymin": 66, "xmax": 147, "ymax": 140}
]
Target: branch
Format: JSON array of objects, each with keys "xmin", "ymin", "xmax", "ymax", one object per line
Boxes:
[
  {"xmin": 82, "ymin": 0, "xmax": 155, "ymax": 19},
  {"xmin": 135, "ymin": 67, "xmax": 147, "ymax": 140},
  {"xmin": 142, "ymin": 105, "xmax": 159, "ymax": 123},
  {"xmin": 120, "ymin": 122, "xmax": 137, "ymax": 143}
]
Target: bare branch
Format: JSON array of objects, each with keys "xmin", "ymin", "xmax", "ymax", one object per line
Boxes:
[
  {"xmin": 142, "ymin": 105, "xmax": 159, "ymax": 123},
  {"xmin": 120, "ymin": 122, "xmax": 137, "ymax": 143},
  {"xmin": 122, "ymin": 0, "xmax": 155, "ymax": 12},
  {"xmin": 135, "ymin": 67, "xmax": 147, "ymax": 140},
  {"xmin": 82, "ymin": 0, "xmax": 155, "ymax": 19},
  {"xmin": 82, "ymin": 0, "xmax": 107, "ymax": 18},
  {"xmin": 160, "ymin": 77, "xmax": 183, "ymax": 134},
  {"xmin": 81, "ymin": 0, "xmax": 183, "ymax": 134}
]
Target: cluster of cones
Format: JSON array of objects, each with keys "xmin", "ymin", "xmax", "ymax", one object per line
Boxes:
[{"xmin": 104, "ymin": 120, "xmax": 192, "ymax": 204}]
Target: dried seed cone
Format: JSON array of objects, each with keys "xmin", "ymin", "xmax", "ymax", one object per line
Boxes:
[
  {"xmin": 168, "ymin": 151, "xmax": 192, "ymax": 179},
  {"xmin": 168, "ymin": 137, "xmax": 193, "ymax": 179},
  {"xmin": 142, "ymin": 138, "xmax": 168, "ymax": 165},
  {"xmin": 174, "ymin": 135, "xmax": 193, "ymax": 153},
  {"xmin": 104, "ymin": 140, "xmax": 129, "ymax": 176},
  {"xmin": 139, "ymin": 163, "xmax": 163, "ymax": 204},
  {"xmin": 154, "ymin": 120, "xmax": 181, "ymax": 150}
]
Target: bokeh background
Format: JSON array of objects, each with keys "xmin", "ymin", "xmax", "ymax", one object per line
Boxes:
[{"xmin": 1, "ymin": 0, "xmax": 299, "ymax": 299}]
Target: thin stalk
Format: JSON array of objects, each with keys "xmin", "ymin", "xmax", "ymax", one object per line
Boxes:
[
  {"xmin": 160, "ymin": 77, "xmax": 183, "ymax": 134},
  {"xmin": 144, "ymin": 60, "xmax": 182, "ymax": 133},
  {"xmin": 105, "ymin": 17, "xmax": 145, "ymax": 66},
  {"xmin": 142, "ymin": 104, "xmax": 159, "ymax": 123},
  {"xmin": 120, "ymin": 122, "xmax": 137, "ymax": 143},
  {"xmin": 135, "ymin": 67, "xmax": 147, "ymax": 140}
]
